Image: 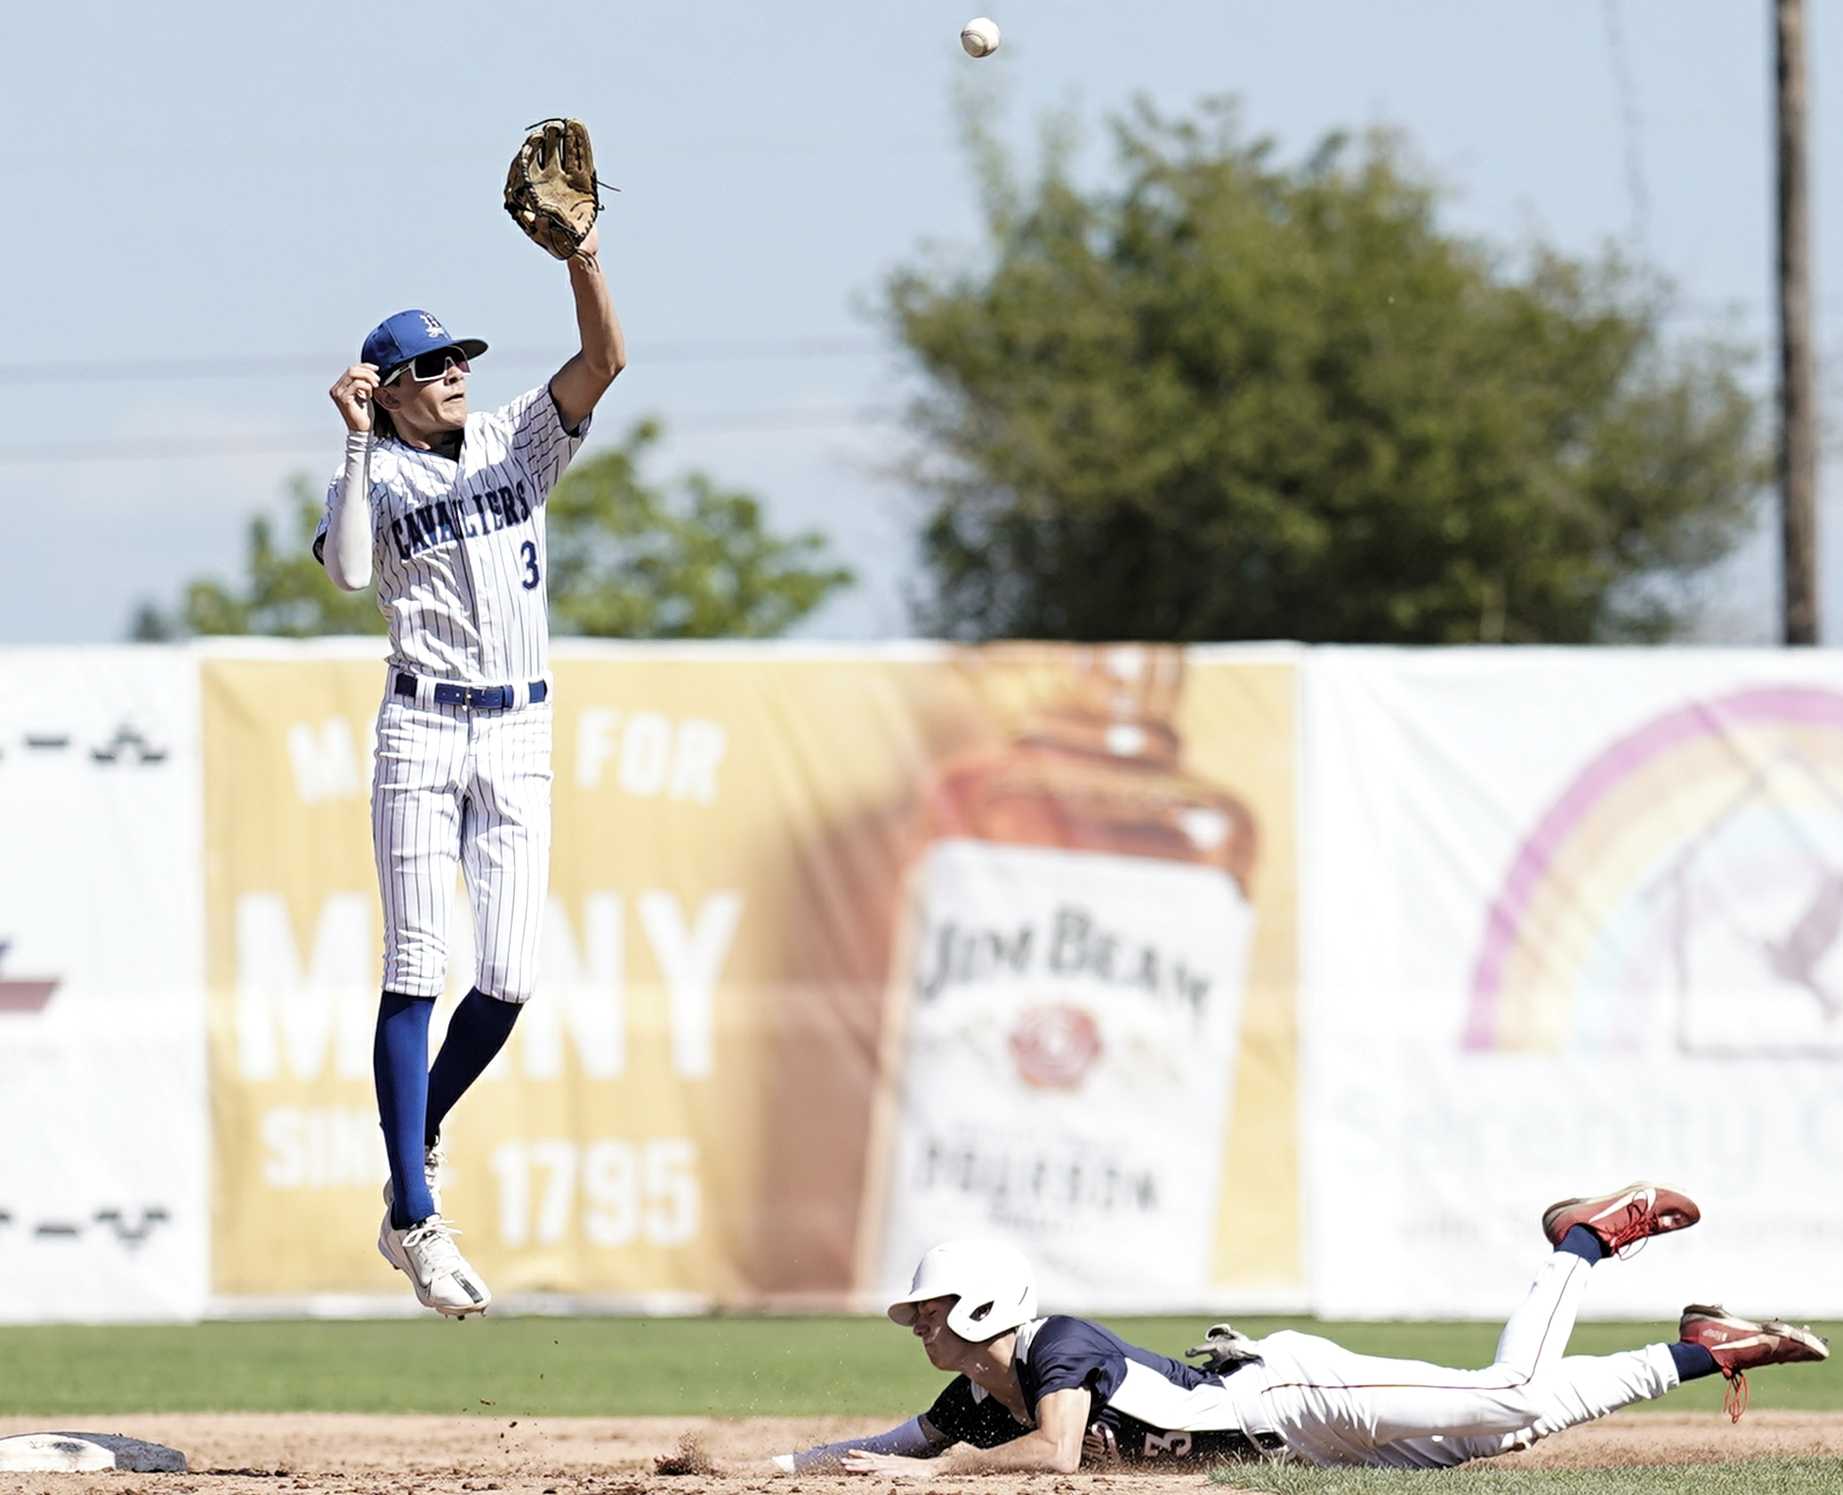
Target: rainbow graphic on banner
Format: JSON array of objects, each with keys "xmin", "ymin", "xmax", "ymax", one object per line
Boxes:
[{"xmin": 1464, "ymin": 684, "xmax": 1843, "ymax": 1055}]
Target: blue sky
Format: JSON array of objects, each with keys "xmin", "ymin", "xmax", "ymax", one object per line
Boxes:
[{"xmin": 3, "ymin": 1, "xmax": 1836, "ymax": 643}]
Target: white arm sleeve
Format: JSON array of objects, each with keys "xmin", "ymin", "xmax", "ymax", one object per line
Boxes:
[{"xmin": 322, "ymin": 431, "xmax": 374, "ymax": 591}]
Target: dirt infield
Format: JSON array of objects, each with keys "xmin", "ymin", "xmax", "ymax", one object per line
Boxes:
[{"xmin": 1, "ymin": 1413, "xmax": 1839, "ymax": 1493}]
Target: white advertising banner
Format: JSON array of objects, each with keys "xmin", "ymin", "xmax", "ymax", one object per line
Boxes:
[
  {"xmin": 8, "ymin": 640, "xmax": 1841, "ymax": 1326},
  {"xmin": 1304, "ymin": 649, "xmax": 1843, "ymax": 1319},
  {"xmin": 864, "ymin": 838, "xmax": 1256, "ymax": 1310},
  {"xmin": 0, "ymin": 649, "xmax": 207, "ymax": 1322}
]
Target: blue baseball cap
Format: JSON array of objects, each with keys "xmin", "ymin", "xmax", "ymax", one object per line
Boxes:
[{"xmin": 360, "ymin": 309, "xmax": 488, "ymax": 376}]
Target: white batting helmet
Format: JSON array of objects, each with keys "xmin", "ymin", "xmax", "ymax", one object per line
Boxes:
[{"xmin": 887, "ymin": 1239, "xmax": 1039, "ymax": 1342}]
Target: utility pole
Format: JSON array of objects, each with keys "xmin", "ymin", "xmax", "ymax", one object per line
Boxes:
[{"xmin": 1776, "ymin": 0, "xmax": 1819, "ymax": 643}]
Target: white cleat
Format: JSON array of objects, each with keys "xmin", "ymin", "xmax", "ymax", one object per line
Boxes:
[
  {"xmin": 421, "ymin": 1137, "xmax": 447, "ymax": 1212},
  {"xmin": 377, "ymin": 1210, "xmax": 491, "ymax": 1318}
]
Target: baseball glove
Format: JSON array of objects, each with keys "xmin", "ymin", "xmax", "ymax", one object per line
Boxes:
[
  {"xmin": 504, "ymin": 118, "xmax": 610, "ymax": 259},
  {"xmin": 1184, "ymin": 1322, "xmax": 1264, "ymax": 1374}
]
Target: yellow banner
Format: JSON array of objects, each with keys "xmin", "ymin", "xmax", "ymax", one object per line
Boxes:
[{"xmin": 204, "ymin": 645, "xmax": 1297, "ymax": 1306}]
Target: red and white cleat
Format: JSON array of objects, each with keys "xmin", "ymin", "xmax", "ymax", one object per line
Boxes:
[
  {"xmin": 1679, "ymin": 1304, "xmax": 1829, "ymax": 1421},
  {"xmin": 1541, "ymin": 1182, "xmax": 1700, "ymax": 1255}
]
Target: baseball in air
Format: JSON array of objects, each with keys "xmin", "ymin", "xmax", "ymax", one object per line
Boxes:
[{"xmin": 961, "ymin": 17, "xmax": 1001, "ymax": 57}]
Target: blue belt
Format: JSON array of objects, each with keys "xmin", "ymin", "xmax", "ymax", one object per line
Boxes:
[{"xmin": 395, "ymin": 672, "xmax": 548, "ymax": 712}]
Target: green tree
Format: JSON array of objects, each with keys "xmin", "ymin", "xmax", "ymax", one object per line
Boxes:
[
  {"xmin": 131, "ymin": 475, "xmax": 384, "ymax": 639},
  {"xmin": 887, "ymin": 98, "xmax": 1768, "ymax": 643},
  {"xmin": 132, "ymin": 419, "xmax": 853, "ymax": 640},
  {"xmin": 547, "ymin": 418, "xmax": 854, "ymax": 638}
]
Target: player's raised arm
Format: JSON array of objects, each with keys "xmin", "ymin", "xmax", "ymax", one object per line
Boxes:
[
  {"xmin": 502, "ymin": 117, "xmax": 627, "ymax": 434},
  {"xmin": 549, "ymin": 221, "xmax": 626, "ymax": 434},
  {"xmin": 841, "ymin": 1388, "xmax": 1092, "ymax": 1479},
  {"xmin": 320, "ymin": 362, "xmax": 380, "ymax": 591}
]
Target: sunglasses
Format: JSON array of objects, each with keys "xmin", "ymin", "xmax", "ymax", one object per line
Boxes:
[{"xmin": 382, "ymin": 348, "xmax": 470, "ymax": 385}]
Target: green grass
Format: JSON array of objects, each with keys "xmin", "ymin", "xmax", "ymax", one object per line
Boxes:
[
  {"xmin": 0, "ymin": 1316, "xmax": 1837, "ymax": 1420},
  {"xmin": 1212, "ymin": 1457, "xmax": 1843, "ymax": 1494}
]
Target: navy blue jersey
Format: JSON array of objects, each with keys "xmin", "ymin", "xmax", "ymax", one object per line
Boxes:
[{"xmin": 921, "ymin": 1316, "xmax": 1282, "ymax": 1466}]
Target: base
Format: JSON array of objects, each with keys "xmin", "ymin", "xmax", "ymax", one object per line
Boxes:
[{"xmin": 0, "ymin": 1431, "xmax": 187, "ymax": 1473}]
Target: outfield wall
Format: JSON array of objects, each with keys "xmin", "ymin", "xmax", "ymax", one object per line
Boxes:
[{"xmin": 1, "ymin": 642, "xmax": 1838, "ymax": 1323}]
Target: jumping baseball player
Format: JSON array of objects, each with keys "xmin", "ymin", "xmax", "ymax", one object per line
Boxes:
[
  {"xmin": 317, "ymin": 123, "xmax": 624, "ymax": 1317},
  {"xmin": 774, "ymin": 1185, "xmax": 1828, "ymax": 1474}
]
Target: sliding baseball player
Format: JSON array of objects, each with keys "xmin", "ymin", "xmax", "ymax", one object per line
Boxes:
[{"xmin": 778, "ymin": 1185, "xmax": 1826, "ymax": 1473}]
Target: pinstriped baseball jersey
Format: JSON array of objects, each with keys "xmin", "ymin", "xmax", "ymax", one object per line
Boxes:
[{"xmin": 315, "ymin": 384, "xmax": 590, "ymax": 683}]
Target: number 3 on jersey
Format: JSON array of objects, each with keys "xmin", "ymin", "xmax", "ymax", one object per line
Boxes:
[{"xmin": 520, "ymin": 540, "xmax": 541, "ymax": 590}]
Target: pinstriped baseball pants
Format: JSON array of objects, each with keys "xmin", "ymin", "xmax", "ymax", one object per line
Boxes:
[
  {"xmin": 1219, "ymin": 1251, "xmax": 1679, "ymax": 1467},
  {"xmin": 371, "ymin": 693, "xmax": 553, "ymax": 1003}
]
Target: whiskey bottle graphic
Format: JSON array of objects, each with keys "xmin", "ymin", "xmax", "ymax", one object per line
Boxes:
[{"xmin": 858, "ymin": 645, "xmax": 1259, "ymax": 1306}]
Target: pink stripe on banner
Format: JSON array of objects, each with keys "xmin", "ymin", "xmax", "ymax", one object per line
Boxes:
[
  {"xmin": 1461, "ymin": 684, "xmax": 1843, "ymax": 1050},
  {"xmin": 0, "ymin": 979, "xmax": 58, "ymax": 1014}
]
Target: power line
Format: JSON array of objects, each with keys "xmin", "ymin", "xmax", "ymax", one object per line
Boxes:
[
  {"xmin": 0, "ymin": 131, "xmax": 957, "ymax": 170},
  {"xmin": 0, "ymin": 335, "xmax": 886, "ymax": 387},
  {"xmin": 0, "ymin": 407, "xmax": 904, "ymax": 466},
  {"xmin": 3, "ymin": 311, "xmax": 1822, "ymax": 393},
  {"xmin": 1601, "ymin": 0, "xmax": 1653, "ymax": 258}
]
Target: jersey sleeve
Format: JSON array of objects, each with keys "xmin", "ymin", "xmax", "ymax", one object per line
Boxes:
[
  {"xmin": 1024, "ymin": 1317, "xmax": 1125, "ymax": 1404},
  {"xmin": 922, "ymin": 1377, "xmax": 1030, "ymax": 1450},
  {"xmin": 497, "ymin": 382, "xmax": 591, "ymax": 500}
]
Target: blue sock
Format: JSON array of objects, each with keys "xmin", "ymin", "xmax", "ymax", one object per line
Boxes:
[
  {"xmin": 374, "ymin": 992, "xmax": 436, "ymax": 1229},
  {"xmin": 1670, "ymin": 1341, "xmax": 1718, "ymax": 1382},
  {"xmin": 425, "ymin": 988, "xmax": 522, "ymax": 1149},
  {"xmin": 1557, "ymin": 1224, "xmax": 1606, "ymax": 1264}
]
